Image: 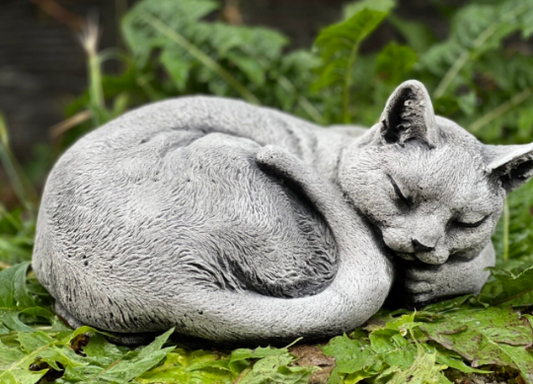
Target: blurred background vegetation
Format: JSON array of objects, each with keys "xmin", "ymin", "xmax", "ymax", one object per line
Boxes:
[{"xmin": 1, "ymin": 0, "xmax": 533, "ymax": 267}]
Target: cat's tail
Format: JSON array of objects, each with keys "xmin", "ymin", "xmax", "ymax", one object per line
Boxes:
[{"xmin": 175, "ymin": 145, "xmax": 394, "ymax": 343}]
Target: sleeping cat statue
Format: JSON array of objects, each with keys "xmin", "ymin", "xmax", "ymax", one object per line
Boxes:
[{"xmin": 33, "ymin": 80, "xmax": 533, "ymax": 344}]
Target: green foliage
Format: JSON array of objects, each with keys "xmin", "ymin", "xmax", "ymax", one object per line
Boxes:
[
  {"xmin": 0, "ymin": 208, "xmax": 34, "ymax": 265},
  {"xmin": 228, "ymin": 344, "xmax": 316, "ymax": 384},
  {"xmin": 412, "ymin": 0, "xmax": 533, "ymax": 151},
  {"xmin": 4, "ymin": 261, "xmax": 533, "ymax": 383},
  {"xmin": 420, "ymin": 307, "xmax": 533, "ymax": 380},
  {"xmin": 0, "ymin": 327, "xmax": 175, "ymax": 383},
  {"xmin": 478, "ymin": 263, "xmax": 533, "ymax": 306},
  {"xmin": 492, "ymin": 182, "xmax": 533, "ymax": 265},
  {"xmin": 424, "ymin": 0, "xmax": 533, "ymax": 98},
  {"xmin": 0, "ymin": 262, "xmax": 55, "ymax": 334},
  {"xmin": 0, "ymin": 264, "xmax": 316, "ymax": 383},
  {"xmin": 0, "ymin": 115, "xmax": 38, "ymax": 215},
  {"xmin": 322, "ymin": 299, "xmax": 533, "ymax": 383},
  {"xmin": 376, "ymin": 43, "xmax": 418, "ymax": 86},
  {"xmin": 118, "ymin": 0, "xmax": 325, "ymax": 123},
  {"xmin": 61, "ymin": 0, "xmax": 533, "ymax": 143},
  {"xmin": 312, "ymin": 3, "xmax": 390, "ymax": 122}
]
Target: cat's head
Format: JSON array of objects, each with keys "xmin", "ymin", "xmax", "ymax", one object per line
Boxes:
[{"xmin": 339, "ymin": 80, "xmax": 533, "ymax": 265}]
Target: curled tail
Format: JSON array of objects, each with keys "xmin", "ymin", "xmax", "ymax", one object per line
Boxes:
[{"xmin": 175, "ymin": 145, "xmax": 393, "ymax": 342}]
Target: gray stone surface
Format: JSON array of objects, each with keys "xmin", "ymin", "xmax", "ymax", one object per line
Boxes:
[{"xmin": 32, "ymin": 81, "xmax": 533, "ymax": 342}]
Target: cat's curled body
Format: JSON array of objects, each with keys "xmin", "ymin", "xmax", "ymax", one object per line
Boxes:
[{"xmin": 33, "ymin": 81, "xmax": 533, "ymax": 343}]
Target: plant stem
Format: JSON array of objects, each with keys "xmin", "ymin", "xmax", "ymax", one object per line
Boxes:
[
  {"xmin": 30, "ymin": 0, "xmax": 84, "ymax": 30},
  {"xmin": 434, "ymin": 51, "xmax": 469, "ymax": 99},
  {"xmin": 79, "ymin": 18, "xmax": 105, "ymax": 127},
  {"xmin": 90, "ymin": 53, "xmax": 104, "ymax": 105},
  {"xmin": 434, "ymin": 3, "xmax": 533, "ymax": 99},
  {"xmin": 469, "ymin": 87, "xmax": 533, "ymax": 133},
  {"xmin": 343, "ymin": 44, "xmax": 358, "ymax": 123},
  {"xmin": 233, "ymin": 365, "xmax": 253, "ymax": 384},
  {"xmin": 492, "ymin": 286, "xmax": 533, "ymax": 306},
  {"xmin": 0, "ymin": 115, "xmax": 39, "ymax": 215},
  {"xmin": 503, "ymin": 200, "xmax": 510, "ymax": 262},
  {"xmin": 141, "ymin": 11, "xmax": 261, "ymax": 106},
  {"xmin": 50, "ymin": 110, "xmax": 93, "ymax": 138}
]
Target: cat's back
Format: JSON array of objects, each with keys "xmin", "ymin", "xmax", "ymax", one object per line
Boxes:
[
  {"xmin": 32, "ymin": 96, "xmax": 341, "ymax": 332},
  {"xmin": 67, "ymin": 96, "xmax": 323, "ymax": 160}
]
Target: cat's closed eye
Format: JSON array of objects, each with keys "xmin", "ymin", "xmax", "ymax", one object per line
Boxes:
[
  {"xmin": 387, "ymin": 174, "xmax": 411, "ymax": 206},
  {"xmin": 452, "ymin": 215, "xmax": 489, "ymax": 228}
]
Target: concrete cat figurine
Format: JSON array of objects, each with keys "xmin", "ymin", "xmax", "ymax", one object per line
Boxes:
[{"xmin": 33, "ymin": 80, "xmax": 533, "ymax": 343}]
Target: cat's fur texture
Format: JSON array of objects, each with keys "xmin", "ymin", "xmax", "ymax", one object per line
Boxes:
[{"xmin": 33, "ymin": 80, "xmax": 533, "ymax": 343}]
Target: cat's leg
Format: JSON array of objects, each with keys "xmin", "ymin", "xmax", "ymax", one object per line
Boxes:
[{"xmin": 403, "ymin": 242, "xmax": 495, "ymax": 305}]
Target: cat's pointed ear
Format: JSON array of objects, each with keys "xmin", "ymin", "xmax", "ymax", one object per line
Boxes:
[
  {"xmin": 379, "ymin": 80, "xmax": 438, "ymax": 148},
  {"xmin": 485, "ymin": 143, "xmax": 533, "ymax": 192}
]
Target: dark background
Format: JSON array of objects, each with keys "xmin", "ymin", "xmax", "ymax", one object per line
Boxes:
[{"xmin": 0, "ymin": 0, "xmax": 463, "ymax": 164}]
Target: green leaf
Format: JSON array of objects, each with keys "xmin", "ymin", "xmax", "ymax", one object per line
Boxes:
[
  {"xmin": 209, "ymin": 23, "xmax": 288, "ymax": 61},
  {"xmin": 138, "ymin": 348, "xmax": 235, "ymax": 383},
  {"xmin": 382, "ymin": 345, "xmax": 450, "ymax": 384},
  {"xmin": 478, "ymin": 263, "xmax": 533, "ymax": 307},
  {"xmin": 313, "ymin": 8, "xmax": 386, "ymax": 91},
  {"xmin": 122, "ymin": 0, "xmax": 219, "ymax": 66},
  {"xmin": 0, "ymin": 325, "xmax": 179, "ymax": 384},
  {"xmin": 421, "ymin": 0, "xmax": 533, "ymax": 98},
  {"xmin": 122, "ymin": 0, "xmax": 293, "ymax": 104},
  {"xmin": 227, "ymin": 52, "xmax": 266, "ymax": 86},
  {"xmin": 0, "ymin": 262, "xmax": 34, "ymax": 309},
  {"xmin": 370, "ymin": 330, "xmax": 417, "ymax": 369},
  {"xmin": 419, "ymin": 306, "xmax": 533, "ymax": 383},
  {"xmin": 313, "ymin": 7, "xmax": 388, "ymax": 122},
  {"xmin": 322, "ymin": 322, "xmax": 428, "ymax": 383},
  {"xmin": 0, "ymin": 331, "xmax": 60, "ymax": 384},
  {"xmin": 322, "ymin": 334, "xmax": 379, "ymax": 382},
  {"xmin": 343, "ymin": 0, "xmax": 396, "ymax": 19},
  {"xmin": 422, "ymin": 295, "xmax": 474, "ymax": 314},
  {"xmin": 0, "ymin": 263, "xmax": 55, "ymax": 333},
  {"xmin": 0, "ymin": 236, "xmax": 33, "ymax": 266},
  {"xmin": 239, "ymin": 354, "xmax": 315, "ymax": 384},
  {"xmin": 388, "ymin": 14, "xmax": 436, "ymax": 52},
  {"xmin": 95, "ymin": 328, "xmax": 175, "ymax": 382},
  {"xmin": 375, "ymin": 43, "xmax": 418, "ymax": 85},
  {"xmin": 434, "ymin": 346, "xmax": 491, "ymax": 374},
  {"xmin": 457, "ymin": 90, "xmax": 477, "ymax": 116},
  {"xmin": 229, "ymin": 345, "xmax": 294, "ymax": 374},
  {"xmin": 160, "ymin": 50, "xmax": 193, "ymax": 92},
  {"xmin": 60, "ymin": 329, "xmax": 173, "ymax": 383},
  {"xmin": 0, "ymin": 340, "xmax": 25, "ymax": 368}
]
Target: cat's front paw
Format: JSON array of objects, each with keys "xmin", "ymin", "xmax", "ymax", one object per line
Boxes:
[{"xmin": 403, "ymin": 265, "xmax": 443, "ymax": 306}]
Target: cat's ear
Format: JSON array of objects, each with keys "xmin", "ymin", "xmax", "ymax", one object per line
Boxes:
[
  {"xmin": 379, "ymin": 80, "xmax": 438, "ymax": 148},
  {"xmin": 485, "ymin": 143, "xmax": 533, "ymax": 192}
]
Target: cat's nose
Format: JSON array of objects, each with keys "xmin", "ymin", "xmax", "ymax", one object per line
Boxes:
[{"xmin": 412, "ymin": 239, "xmax": 434, "ymax": 253}]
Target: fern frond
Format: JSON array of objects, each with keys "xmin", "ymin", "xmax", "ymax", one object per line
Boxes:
[
  {"xmin": 313, "ymin": 9, "xmax": 387, "ymax": 122},
  {"xmin": 421, "ymin": 0, "xmax": 533, "ymax": 98},
  {"xmin": 122, "ymin": 0, "xmax": 294, "ymax": 105}
]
